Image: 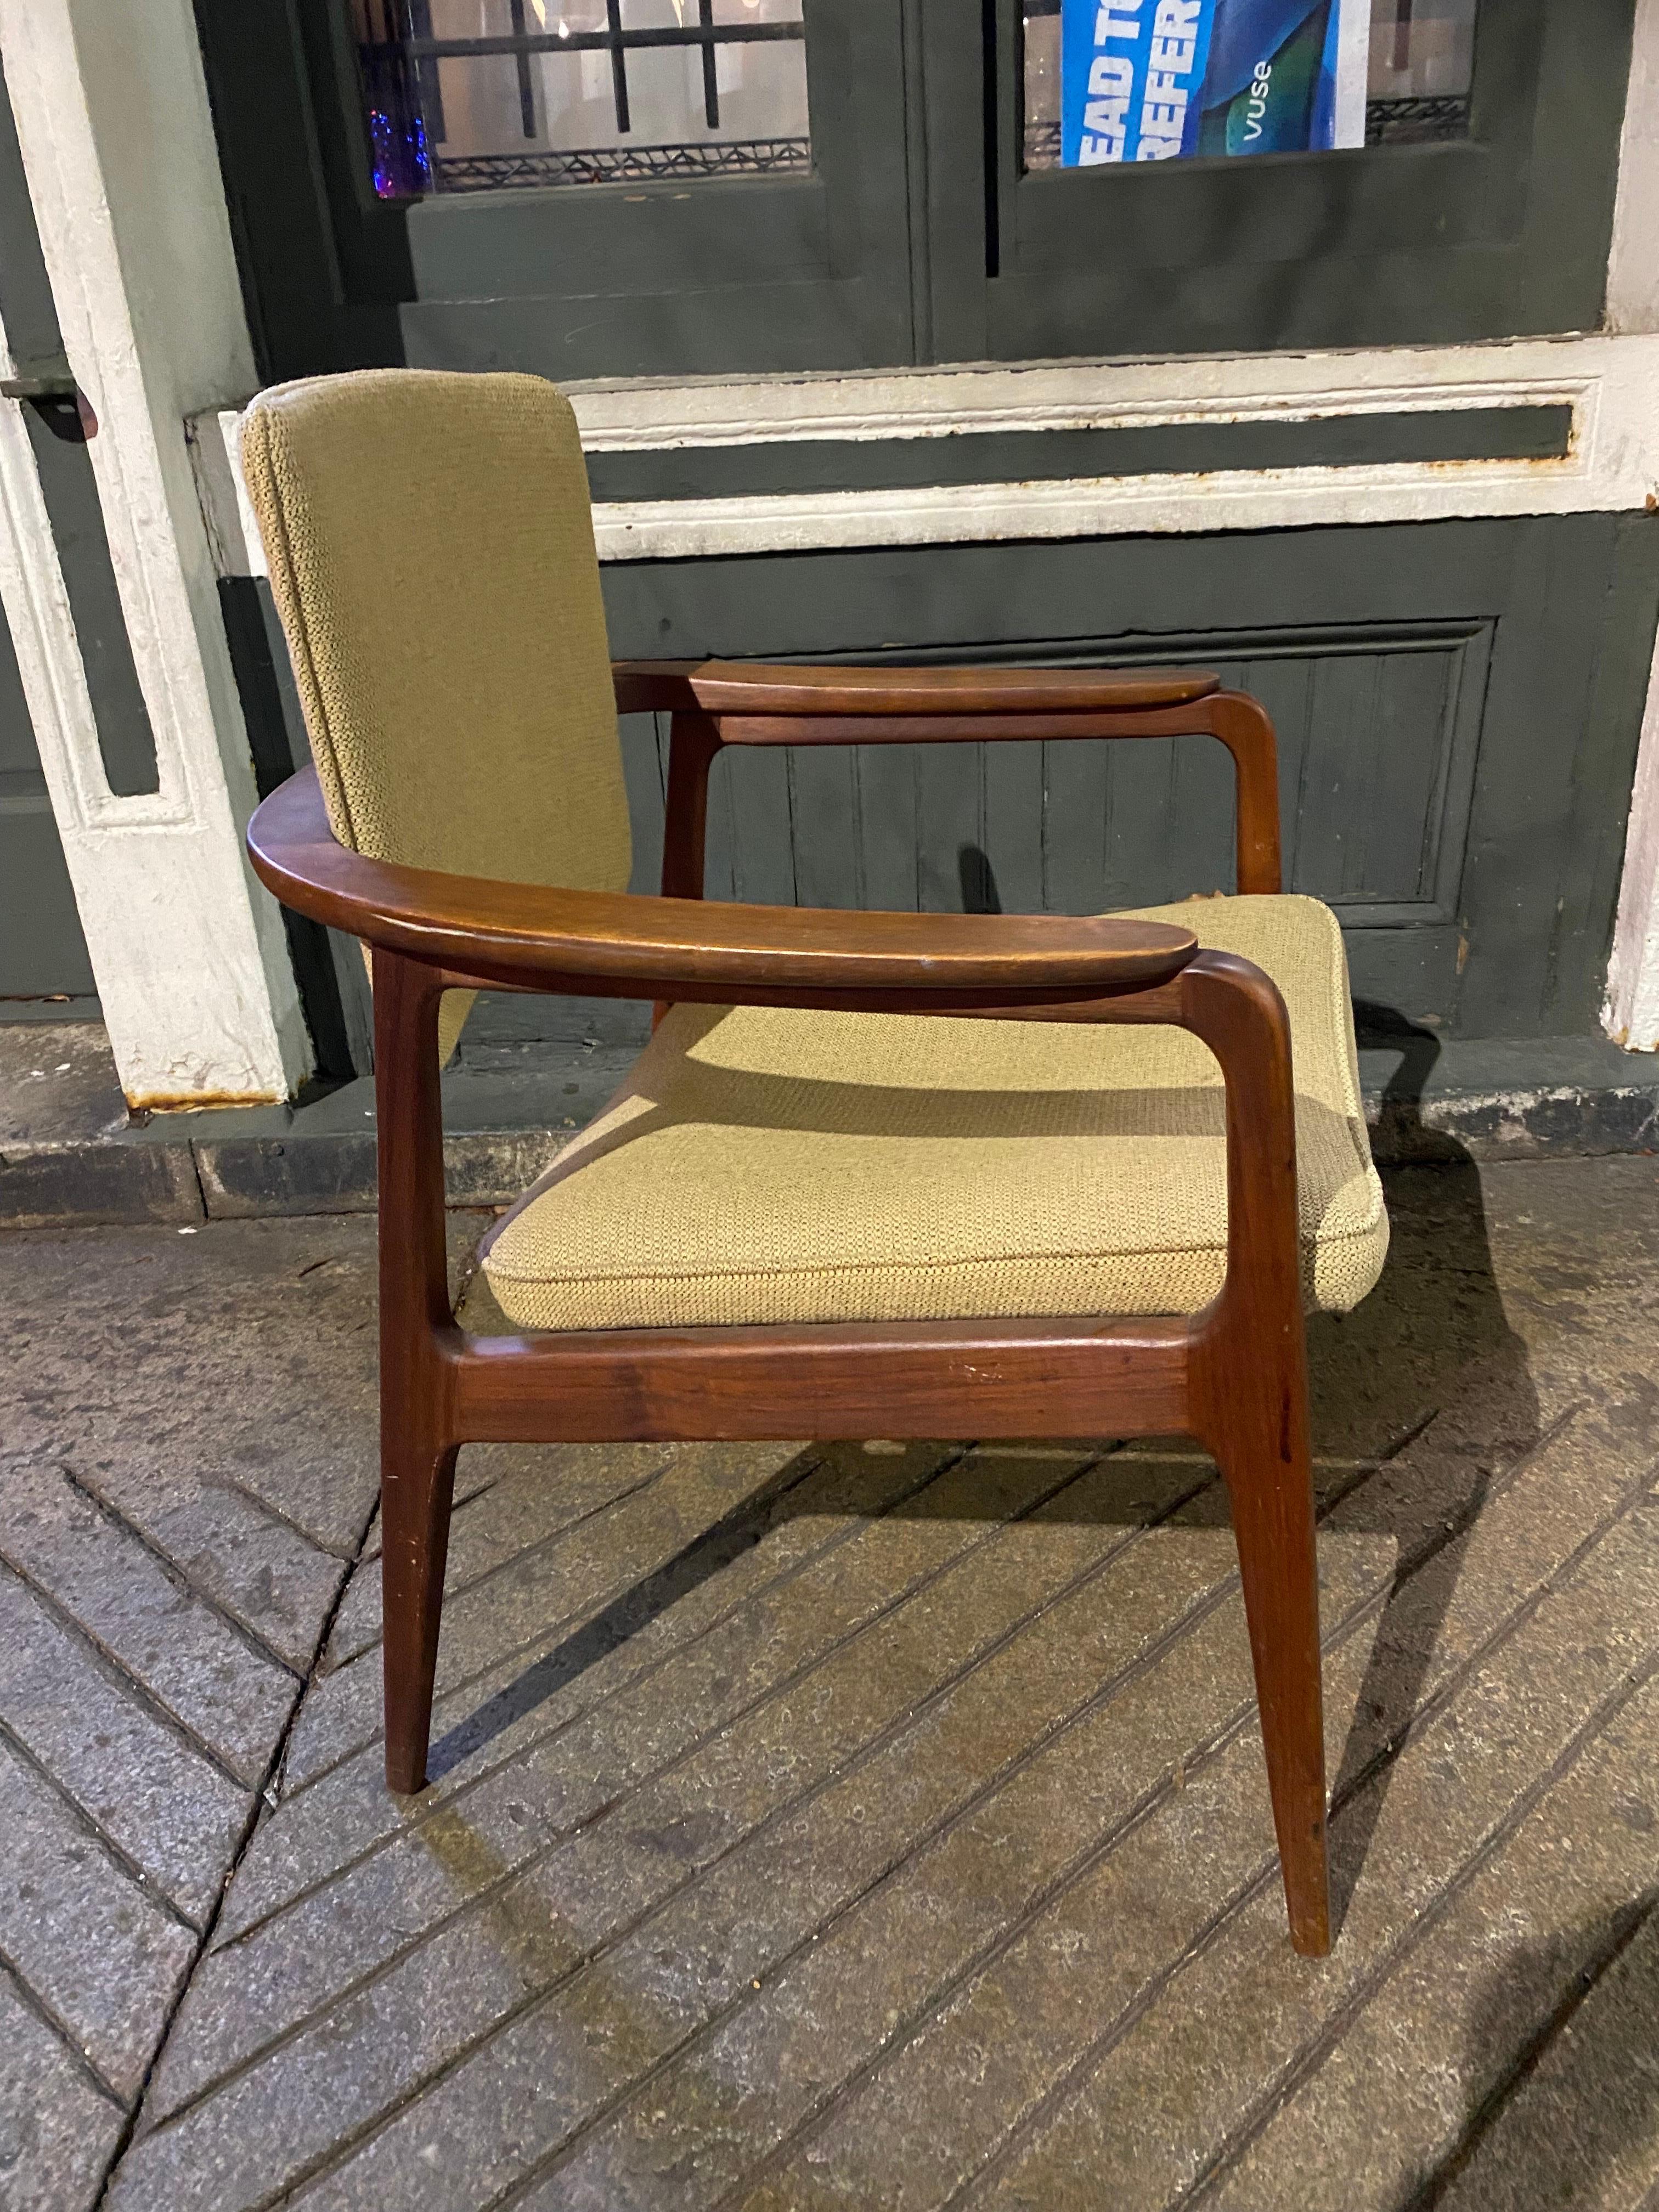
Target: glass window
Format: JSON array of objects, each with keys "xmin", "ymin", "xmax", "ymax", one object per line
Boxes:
[
  {"xmin": 354, "ymin": 0, "xmax": 810, "ymax": 198},
  {"xmin": 1023, "ymin": 0, "xmax": 1476, "ymax": 172}
]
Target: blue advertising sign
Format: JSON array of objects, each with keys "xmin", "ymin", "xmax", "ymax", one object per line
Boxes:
[{"xmin": 1060, "ymin": 0, "xmax": 1368, "ymax": 167}]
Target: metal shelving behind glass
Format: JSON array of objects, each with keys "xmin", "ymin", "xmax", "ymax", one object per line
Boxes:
[{"xmin": 355, "ymin": 0, "xmax": 810, "ymax": 197}]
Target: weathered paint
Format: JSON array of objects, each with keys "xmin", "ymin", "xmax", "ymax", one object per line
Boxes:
[
  {"xmin": 202, "ymin": 336, "xmax": 1659, "ymax": 573},
  {"xmin": 1607, "ymin": 0, "xmax": 1659, "ymax": 336},
  {"xmin": 1606, "ymin": 617, "xmax": 1659, "ymax": 1051},
  {"xmin": 0, "ymin": 0, "xmax": 306, "ymax": 1109}
]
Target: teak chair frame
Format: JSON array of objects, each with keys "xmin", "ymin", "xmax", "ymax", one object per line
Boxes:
[{"xmin": 247, "ymin": 659, "xmax": 1331, "ymax": 1957}]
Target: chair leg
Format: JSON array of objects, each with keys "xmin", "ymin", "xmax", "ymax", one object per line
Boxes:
[
  {"xmin": 380, "ymin": 1427, "xmax": 458, "ymax": 1794},
  {"xmin": 1214, "ymin": 1365, "xmax": 1331, "ymax": 1957}
]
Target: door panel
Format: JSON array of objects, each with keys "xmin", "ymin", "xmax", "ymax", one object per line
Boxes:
[
  {"xmin": 199, "ymin": 0, "xmax": 1637, "ymax": 374},
  {"xmin": 686, "ymin": 623, "xmax": 1484, "ymax": 928},
  {"xmin": 462, "ymin": 514, "xmax": 1659, "ymax": 1057},
  {"xmin": 401, "ymin": 273, "xmax": 902, "ymax": 379},
  {"xmin": 588, "ymin": 515, "xmax": 1659, "ymax": 1041}
]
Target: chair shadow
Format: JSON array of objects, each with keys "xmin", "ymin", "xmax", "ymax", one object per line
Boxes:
[
  {"xmin": 437, "ymin": 1001, "xmax": 1539, "ymax": 1954},
  {"xmin": 958, "ymin": 841, "xmax": 1002, "ymax": 915},
  {"xmin": 422, "ymin": 1431, "xmax": 1225, "ymax": 1783},
  {"xmin": 426, "ymin": 1446, "xmax": 839, "ymax": 1780},
  {"xmin": 1398, "ymin": 1887, "xmax": 1659, "ymax": 2209},
  {"xmin": 1317, "ymin": 1008, "xmax": 1540, "ymax": 1936}
]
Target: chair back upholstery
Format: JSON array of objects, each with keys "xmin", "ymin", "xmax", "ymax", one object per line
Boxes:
[{"xmin": 239, "ymin": 369, "xmax": 631, "ymax": 896}]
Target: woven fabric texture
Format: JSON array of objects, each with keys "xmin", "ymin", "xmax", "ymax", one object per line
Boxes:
[
  {"xmin": 239, "ymin": 365, "xmax": 632, "ymax": 900},
  {"xmin": 480, "ymin": 893, "xmax": 1388, "ymax": 1331}
]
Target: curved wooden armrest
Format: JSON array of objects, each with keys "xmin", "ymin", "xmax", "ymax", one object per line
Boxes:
[
  {"xmin": 247, "ymin": 764, "xmax": 1198, "ymax": 1003},
  {"xmin": 612, "ymin": 658, "xmax": 1220, "ymax": 718}
]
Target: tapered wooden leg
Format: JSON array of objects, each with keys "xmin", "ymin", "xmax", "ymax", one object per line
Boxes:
[
  {"xmin": 1178, "ymin": 952, "xmax": 1331, "ymax": 1956},
  {"xmin": 381, "ymin": 1429, "xmax": 458, "ymax": 1793},
  {"xmin": 1215, "ymin": 1374, "xmax": 1330, "ymax": 1957},
  {"xmin": 372, "ymin": 946, "xmax": 460, "ymax": 1796}
]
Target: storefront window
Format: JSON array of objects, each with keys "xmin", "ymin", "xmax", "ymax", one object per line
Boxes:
[
  {"xmin": 1024, "ymin": 0, "xmax": 1476, "ymax": 171},
  {"xmin": 355, "ymin": 0, "xmax": 810, "ymax": 197},
  {"xmin": 202, "ymin": 0, "xmax": 1626, "ymax": 381}
]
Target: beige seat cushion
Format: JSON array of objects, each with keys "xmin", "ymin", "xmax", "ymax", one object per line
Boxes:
[{"xmin": 479, "ymin": 894, "xmax": 1389, "ymax": 1331}]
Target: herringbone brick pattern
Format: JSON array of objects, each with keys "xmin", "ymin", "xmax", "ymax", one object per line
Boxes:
[{"xmin": 3, "ymin": 1160, "xmax": 1658, "ymax": 2209}]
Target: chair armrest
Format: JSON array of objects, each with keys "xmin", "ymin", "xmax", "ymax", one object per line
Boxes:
[
  {"xmin": 644, "ymin": 662, "xmax": 1282, "ymax": 899},
  {"xmin": 613, "ymin": 659, "xmax": 1220, "ymax": 717},
  {"xmin": 612, "ymin": 661, "xmax": 705, "ymax": 714},
  {"xmin": 247, "ymin": 765, "xmax": 1198, "ymax": 1006}
]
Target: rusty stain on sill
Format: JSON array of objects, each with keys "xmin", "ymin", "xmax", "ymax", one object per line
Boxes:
[{"xmin": 126, "ymin": 1087, "xmax": 286, "ymax": 1116}]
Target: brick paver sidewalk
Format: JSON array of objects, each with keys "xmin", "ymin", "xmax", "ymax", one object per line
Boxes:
[{"xmin": 3, "ymin": 1158, "xmax": 1658, "ymax": 2210}]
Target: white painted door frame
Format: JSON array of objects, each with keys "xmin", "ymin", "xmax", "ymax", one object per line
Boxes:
[
  {"xmin": 0, "ymin": 0, "xmax": 307, "ymax": 1109},
  {"xmin": 1603, "ymin": 0, "xmax": 1659, "ymax": 1050}
]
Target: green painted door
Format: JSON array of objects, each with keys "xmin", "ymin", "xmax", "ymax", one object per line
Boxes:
[
  {"xmin": 198, "ymin": 0, "xmax": 1635, "ymax": 381},
  {"xmin": 196, "ymin": 0, "xmax": 917, "ymax": 383}
]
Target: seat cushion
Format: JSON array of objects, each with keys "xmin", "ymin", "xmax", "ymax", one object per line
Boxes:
[{"xmin": 478, "ymin": 894, "xmax": 1388, "ymax": 1331}]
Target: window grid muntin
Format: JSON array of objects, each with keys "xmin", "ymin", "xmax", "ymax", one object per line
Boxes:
[{"xmin": 356, "ymin": 0, "xmax": 808, "ymax": 196}]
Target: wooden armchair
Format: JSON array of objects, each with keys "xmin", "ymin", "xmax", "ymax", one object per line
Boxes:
[{"xmin": 241, "ymin": 370, "xmax": 1389, "ymax": 1958}]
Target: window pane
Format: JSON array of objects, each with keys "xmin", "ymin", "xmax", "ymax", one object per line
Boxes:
[
  {"xmin": 1023, "ymin": 0, "xmax": 1475, "ymax": 172},
  {"xmin": 353, "ymin": 0, "xmax": 810, "ymax": 198}
]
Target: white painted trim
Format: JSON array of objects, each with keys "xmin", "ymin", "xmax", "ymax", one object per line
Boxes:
[
  {"xmin": 1601, "ymin": 0, "xmax": 1659, "ymax": 1047},
  {"xmin": 582, "ymin": 449, "xmax": 1599, "ymax": 563},
  {"xmin": 190, "ymin": 406, "xmax": 262, "ymax": 584},
  {"xmin": 1606, "ymin": 622, "xmax": 1659, "ymax": 1051},
  {"xmin": 1330, "ymin": 0, "xmax": 1369, "ymax": 151},
  {"xmin": 1, "ymin": 0, "xmax": 306, "ymax": 1106},
  {"xmin": 0, "ymin": 364, "xmax": 105, "ymax": 835},
  {"xmin": 574, "ymin": 336, "xmax": 1653, "ymax": 558},
  {"xmin": 567, "ymin": 338, "xmax": 1606, "ymax": 437},
  {"xmin": 1607, "ymin": 0, "xmax": 1659, "ymax": 335},
  {"xmin": 202, "ymin": 334, "xmax": 1659, "ymax": 573}
]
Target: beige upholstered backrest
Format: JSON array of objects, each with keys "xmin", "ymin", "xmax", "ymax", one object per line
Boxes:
[{"xmin": 239, "ymin": 369, "xmax": 631, "ymax": 897}]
